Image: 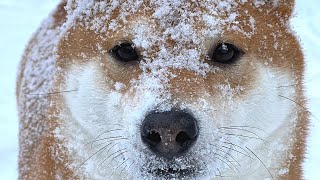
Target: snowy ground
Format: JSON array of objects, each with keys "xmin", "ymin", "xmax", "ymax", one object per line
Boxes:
[{"xmin": 0, "ymin": 0, "xmax": 318, "ymax": 179}]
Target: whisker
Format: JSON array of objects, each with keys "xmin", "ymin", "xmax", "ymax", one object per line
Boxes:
[
  {"xmin": 106, "ymin": 151, "xmax": 127, "ymax": 168},
  {"xmin": 278, "ymin": 95, "xmax": 318, "ymax": 121},
  {"xmin": 85, "ymin": 136, "xmax": 128, "ymax": 147},
  {"xmin": 277, "ymin": 74, "xmax": 320, "ymax": 88},
  {"xmin": 218, "ymin": 127, "xmax": 266, "ymax": 144},
  {"xmin": 219, "ymin": 125, "xmax": 269, "ymax": 134},
  {"xmin": 95, "ymin": 142, "xmax": 120, "ymax": 162},
  {"xmin": 216, "ymin": 168, "xmax": 224, "ymax": 179},
  {"xmin": 108, "ymin": 157, "xmax": 129, "ymax": 179},
  {"xmin": 246, "ymin": 147, "xmax": 274, "ymax": 180},
  {"xmin": 89, "ymin": 129, "xmax": 124, "ymax": 148},
  {"xmin": 220, "ymin": 133, "xmax": 268, "ymax": 144},
  {"xmin": 24, "ymin": 89, "xmax": 78, "ymax": 96},
  {"xmin": 218, "ymin": 153, "xmax": 240, "ymax": 172},
  {"xmin": 214, "ymin": 167, "xmax": 239, "ymax": 179},
  {"xmin": 202, "ymin": 159, "xmax": 213, "ymax": 178},
  {"xmin": 213, "ymin": 153, "xmax": 239, "ymax": 172},
  {"xmin": 98, "ymin": 148, "xmax": 127, "ymax": 169},
  {"xmin": 98, "ymin": 123, "xmax": 125, "ymax": 128},
  {"xmin": 220, "ymin": 145, "xmax": 253, "ymax": 159},
  {"xmin": 76, "ymin": 142, "xmax": 113, "ymax": 171},
  {"xmin": 88, "ymin": 141, "xmax": 111, "ymax": 152},
  {"xmin": 95, "ymin": 136, "xmax": 129, "ymax": 143},
  {"xmin": 123, "ymin": 161, "xmax": 134, "ymax": 180},
  {"xmin": 219, "ymin": 139, "xmax": 253, "ymax": 158},
  {"xmin": 119, "ymin": 165, "xmax": 128, "ymax": 180},
  {"xmin": 209, "ymin": 143, "xmax": 241, "ymax": 167},
  {"xmin": 212, "ymin": 155, "xmax": 234, "ymax": 172}
]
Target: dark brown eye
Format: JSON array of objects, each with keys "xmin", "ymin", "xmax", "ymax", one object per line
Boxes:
[
  {"xmin": 110, "ymin": 42, "xmax": 139, "ymax": 62},
  {"xmin": 211, "ymin": 43, "xmax": 241, "ymax": 63}
]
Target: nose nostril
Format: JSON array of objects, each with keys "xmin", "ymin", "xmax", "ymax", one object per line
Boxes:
[
  {"xmin": 176, "ymin": 131, "xmax": 192, "ymax": 146},
  {"xmin": 141, "ymin": 110, "xmax": 199, "ymax": 158},
  {"xmin": 146, "ymin": 131, "xmax": 161, "ymax": 146}
]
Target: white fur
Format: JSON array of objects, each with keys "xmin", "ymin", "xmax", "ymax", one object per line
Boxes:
[{"xmin": 56, "ymin": 58, "xmax": 297, "ymax": 179}]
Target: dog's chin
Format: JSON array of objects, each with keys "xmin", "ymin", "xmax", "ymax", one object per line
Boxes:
[
  {"xmin": 141, "ymin": 155, "xmax": 201, "ymax": 178},
  {"xmin": 149, "ymin": 167, "xmax": 196, "ymax": 178}
]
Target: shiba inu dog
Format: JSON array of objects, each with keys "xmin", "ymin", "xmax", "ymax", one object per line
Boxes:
[{"xmin": 17, "ymin": 0, "xmax": 308, "ymax": 179}]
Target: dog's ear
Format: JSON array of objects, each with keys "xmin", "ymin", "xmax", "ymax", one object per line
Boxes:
[
  {"xmin": 52, "ymin": 0, "xmax": 67, "ymax": 27},
  {"xmin": 254, "ymin": 0, "xmax": 295, "ymax": 22}
]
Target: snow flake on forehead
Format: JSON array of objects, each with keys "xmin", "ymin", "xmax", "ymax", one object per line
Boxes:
[
  {"xmin": 63, "ymin": 1, "xmax": 255, "ymax": 38},
  {"xmin": 64, "ymin": 0, "xmax": 144, "ymax": 33},
  {"xmin": 254, "ymin": 0, "xmax": 280, "ymax": 7},
  {"xmin": 63, "ymin": 0, "xmax": 257, "ymax": 51},
  {"xmin": 62, "ymin": 0, "xmax": 256, "ymax": 108}
]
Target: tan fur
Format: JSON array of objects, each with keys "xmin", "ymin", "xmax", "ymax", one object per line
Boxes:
[{"xmin": 17, "ymin": 0, "xmax": 308, "ymax": 179}]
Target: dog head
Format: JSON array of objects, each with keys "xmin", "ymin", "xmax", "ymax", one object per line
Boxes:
[{"xmin": 54, "ymin": 0, "xmax": 305, "ymax": 179}]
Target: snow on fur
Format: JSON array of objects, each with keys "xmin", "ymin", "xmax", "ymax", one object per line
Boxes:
[
  {"xmin": 18, "ymin": 0, "xmax": 299, "ymax": 179},
  {"xmin": 61, "ymin": 0, "xmax": 258, "ymax": 104}
]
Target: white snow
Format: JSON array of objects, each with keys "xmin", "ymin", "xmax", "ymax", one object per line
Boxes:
[
  {"xmin": 292, "ymin": 0, "xmax": 320, "ymax": 179},
  {"xmin": 0, "ymin": 1, "xmax": 59, "ymax": 179},
  {"xmin": 0, "ymin": 0, "xmax": 319, "ymax": 179}
]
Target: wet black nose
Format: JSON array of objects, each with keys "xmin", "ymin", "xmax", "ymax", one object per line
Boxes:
[{"xmin": 141, "ymin": 110, "xmax": 199, "ymax": 159}]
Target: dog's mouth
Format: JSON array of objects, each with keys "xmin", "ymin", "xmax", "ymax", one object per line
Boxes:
[
  {"xmin": 143, "ymin": 158, "xmax": 199, "ymax": 178},
  {"xmin": 148, "ymin": 167, "xmax": 196, "ymax": 178}
]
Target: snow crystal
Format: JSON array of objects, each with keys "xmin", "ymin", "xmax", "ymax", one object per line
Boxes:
[
  {"xmin": 278, "ymin": 168, "xmax": 289, "ymax": 175},
  {"xmin": 114, "ymin": 82, "xmax": 125, "ymax": 91},
  {"xmin": 254, "ymin": 0, "xmax": 267, "ymax": 7},
  {"xmin": 249, "ymin": 16, "xmax": 256, "ymax": 32}
]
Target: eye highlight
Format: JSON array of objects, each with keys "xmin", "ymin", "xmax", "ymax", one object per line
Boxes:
[
  {"xmin": 110, "ymin": 42, "xmax": 139, "ymax": 62},
  {"xmin": 211, "ymin": 43, "xmax": 242, "ymax": 64}
]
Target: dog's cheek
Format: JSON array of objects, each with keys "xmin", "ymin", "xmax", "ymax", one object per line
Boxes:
[
  {"xmin": 60, "ymin": 61, "xmax": 119, "ymax": 133},
  {"xmin": 192, "ymin": 60, "xmax": 295, "ymax": 128}
]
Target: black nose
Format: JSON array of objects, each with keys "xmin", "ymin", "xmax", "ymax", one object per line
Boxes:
[{"xmin": 141, "ymin": 110, "xmax": 199, "ymax": 159}]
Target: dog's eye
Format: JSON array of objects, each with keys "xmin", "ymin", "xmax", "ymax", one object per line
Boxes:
[
  {"xmin": 211, "ymin": 43, "xmax": 241, "ymax": 64},
  {"xmin": 110, "ymin": 43, "xmax": 139, "ymax": 62}
]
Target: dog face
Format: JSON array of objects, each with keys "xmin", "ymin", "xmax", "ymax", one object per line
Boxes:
[{"xmin": 54, "ymin": 0, "xmax": 305, "ymax": 179}]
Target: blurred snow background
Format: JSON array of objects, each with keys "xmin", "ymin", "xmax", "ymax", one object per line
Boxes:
[{"xmin": 0, "ymin": 0, "xmax": 318, "ymax": 179}]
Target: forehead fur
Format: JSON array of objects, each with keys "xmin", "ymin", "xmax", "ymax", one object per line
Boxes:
[
  {"xmin": 58, "ymin": 0, "xmax": 297, "ymax": 57},
  {"xmin": 54, "ymin": 0, "xmax": 303, "ymax": 106},
  {"xmin": 55, "ymin": 2, "xmax": 301, "ymax": 105},
  {"xmin": 57, "ymin": 0, "xmax": 301, "ymax": 72}
]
